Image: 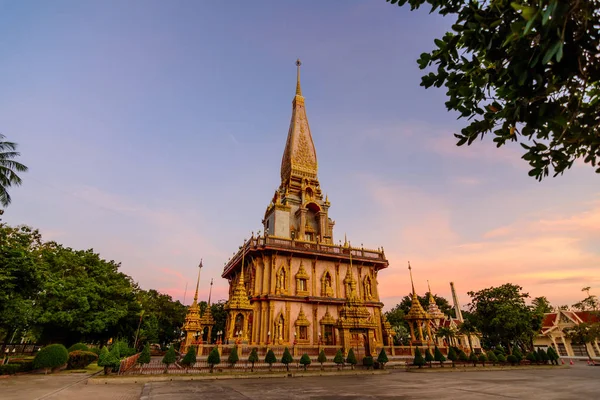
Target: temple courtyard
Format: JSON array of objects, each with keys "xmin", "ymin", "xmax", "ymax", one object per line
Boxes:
[{"xmin": 1, "ymin": 362, "xmax": 598, "ymax": 400}]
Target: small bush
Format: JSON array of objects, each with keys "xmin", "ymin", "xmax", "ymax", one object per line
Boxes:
[
  {"xmin": 67, "ymin": 351, "xmax": 98, "ymax": 369},
  {"xmin": 506, "ymin": 354, "xmax": 518, "ymax": 365},
  {"xmin": 526, "ymin": 352, "xmax": 537, "ymax": 363},
  {"xmin": 497, "ymin": 353, "xmax": 507, "ymax": 363},
  {"xmin": 362, "ymin": 356, "xmax": 374, "ymax": 369},
  {"xmin": 537, "ymin": 348, "xmax": 549, "ymax": 364},
  {"xmin": 424, "ymin": 348, "xmax": 434, "ymax": 367},
  {"xmin": 413, "ymin": 347, "xmax": 425, "ymax": 368},
  {"xmin": 434, "ymin": 346, "xmax": 446, "ymax": 367},
  {"xmin": 180, "ymin": 346, "xmax": 197, "ymax": 371},
  {"xmin": 478, "ymin": 353, "xmax": 487, "ymax": 366},
  {"xmin": 248, "ymin": 348, "xmax": 259, "ymax": 372},
  {"xmin": 318, "ymin": 350, "xmax": 327, "ymax": 370},
  {"xmin": 0, "ymin": 364, "xmax": 21, "ymax": 375},
  {"xmin": 469, "ymin": 352, "xmax": 478, "ymax": 366},
  {"xmin": 447, "ymin": 347, "xmax": 458, "ymax": 367},
  {"xmin": 228, "ymin": 346, "xmax": 239, "ymax": 366},
  {"xmin": 97, "ymin": 347, "xmax": 120, "ymax": 375},
  {"xmin": 88, "ymin": 347, "xmax": 101, "ymax": 356},
  {"xmin": 333, "ymin": 349, "xmax": 344, "ymax": 369},
  {"xmin": 138, "ymin": 344, "xmax": 151, "ymax": 367},
  {"xmin": 512, "ymin": 349, "xmax": 523, "ymax": 363},
  {"xmin": 162, "ymin": 346, "xmax": 177, "ymax": 373},
  {"xmin": 68, "ymin": 343, "xmax": 89, "ymax": 352},
  {"xmin": 377, "ymin": 349, "xmax": 389, "ymax": 369},
  {"xmin": 281, "ymin": 347, "xmax": 294, "ymax": 372},
  {"xmin": 458, "ymin": 350, "xmax": 468, "ymax": 362},
  {"xmin": 33, "ymin": 344, "xmax": 69, "ymax": 373},
  {"xmin": 207, "ymin": 347, "xmax": 221, "ymax": 373},
  {"xmin": 487, "ymin": 351, "xmax": 498, "ymax": 365},
  {"xmin": 346, "ymin": 349, "xmax": 357, "ymax": 370},
  {"xmin": 300, "ymin": 353, "xmax": 312, "ymax": 371},
  {"xmin": 264, "ymin": 349, "xmax": 277, "ymax": 371}
]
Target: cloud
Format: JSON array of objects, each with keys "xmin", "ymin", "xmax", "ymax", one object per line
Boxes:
[{"xmin": 359, "ymin": 177, "xmax": 600, "ymax": 310}]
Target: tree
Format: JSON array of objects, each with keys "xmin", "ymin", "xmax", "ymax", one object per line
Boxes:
[
  {"xmin": 385, "ymin": 0, "xmax": 600, "ymax": 180},
  {"xmin": 161, "ymin": 346, "xmax": 177, "ymax": 373},
  {"xmin": 98, "ymin": 347, "xmax": 120, "ymax": 375},
  {"xmin": 487, "ymin": 350, "xmax": 498, "ymax": 366},
  {"xmin": 346, "ymin": 348, "xmax": 357, "ymax": 370},
  {"xmin": 436, "ymin": 326, "xmax": 456, "ymax": 348},
  {"xmin": 377, "ymin": 348, "xmax": 389, "ymax": 369},
  {"xmin": 0, "ymin": 134, "xmax": 28, "ymax": 208},
  {"xmin": 264, "ymin": 349, "xmax": 277, "ymax": 372},
  {"xmin": 138, "ymin": 344, "xmax": 151, "ymax": 373},
  {"xmin": 478, "ymin": 353, "xmax": 487, "ymax": 366},
  {"xmin": 469, "ymin": 351, "xmax": 478, "ymax": 367},
  {"xmin": 572, "ymin": 287, "xmax": 599, "ymax": 311},
  {"xmin": 228, "ymin": 346, "xmax": 239, "ymax": 367},
  {"xmin": 33, "ymin": 344, "xmax": 68, "ymax": 374},
  {"xmin": 208, "ymin": 300, "xmax": 228, "ymax": 344},
  {"xmin": 207, "ymin": 347, "xmax": 221, "ymax": 373},
  {"xmin": 537, "ymin": 348, "xmax": 549, "ymax": 364},
  {"xmin": 413, "ymin": 347, "xmax": 425, "ymax": 368},
  {"xmin": 496, "ymin": 353, "xmax": 507, "ymax": 364},
  {"xmin": 424, "ymin": 348, "xmax": 434, "ymax": 368},
  {"xmin": 546, "ymin": 346, "xmax": 560, "ymax": 365},
  {"xmin": 248, "ymin": 348, "xmax": 259, "ymax": 372},
  {"xmin": 467, "ymin": 284, "xmax": 536, "ymax": 352},
  {"xmin": 299, "ymin": 353, "xmax": 311, "ymax": 371},
  {"xmin": 181, "ymin": 346, "xmax": 197, "ymax": 373},
  {"xmin": 318, "ymin": 350, "xmax": 327, "ymax": 370},
  {"xmin": 434, "ymin": 346, "xmax": 446, "ymax": 367},
  {"xmin": 394, "ymin": 293, "xmax": 454, "ymax": 319},
  {"xmin": 447, "ymin": 347, "xmax": 458, "ymax": 367},
  {"xmin": 333, "ymin": 349, "xmax": 344, "ymax": 370},
  {"xmin": 565, "ymin": 322, "xmax": 600, "ymax": 360},
  {"xmin": 526, "ymin": 351, "xmax": 538, "ymax": 364},
  {"xmin": 281, "ymin": 347, "xmax": 294, "ymax": 372},
  {"xmin": 532, "ymin": 297, "xmax": 553, "ymax": 314}
]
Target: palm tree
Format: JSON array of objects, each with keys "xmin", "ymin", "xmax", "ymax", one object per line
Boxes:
[
  {"xmin": 0, "ymin": 134, "xmax": 28, "ymax": 208},
  {"xmin": 436, "ymin": 327, "xmax": 456, "ymax": 347}
]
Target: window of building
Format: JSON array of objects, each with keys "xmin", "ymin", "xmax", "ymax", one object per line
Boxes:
[
  {"xmin": 298, "ymin": 278, "xmax": 307, "ymax": 292},
  {"xmin": 299, "ymin": 326, "xmax": 308, "ymax": 340}
]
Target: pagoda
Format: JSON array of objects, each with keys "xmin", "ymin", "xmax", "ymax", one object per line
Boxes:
[
  {"xmin": 404, "ymin": 262, "xmax": 431, "ymax": 346},
  {"xmin": 221, "ymin": 60, "xmax": 391, "ymax": 357}
]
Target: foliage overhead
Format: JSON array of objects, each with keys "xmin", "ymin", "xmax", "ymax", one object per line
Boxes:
[
  {"xmin": 0, "ymin": 134, "xmax": 28, "ymax": 207},
  {"xmin": 386, "ymin": 0, "xmax": 600, "ymax": 180}
]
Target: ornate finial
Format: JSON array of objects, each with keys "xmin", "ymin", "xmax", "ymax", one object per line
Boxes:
[
  {"xmin": 208, "ymin": 278, "xmax": 213, "ymax": 306},
  {"xmin": 427, "ymin": 280, "xmax": 435, "ymax": 304},
  {"xmin": 295, "ymin": 59, "xmax": 302, "ymax": 96},
  {"xmin": 408, "ymin": 261, "xmax": 416, "ymax": 297},
  {"xmin": 194, "ymin": 259, "xmax": 203, "ymax": 303}
]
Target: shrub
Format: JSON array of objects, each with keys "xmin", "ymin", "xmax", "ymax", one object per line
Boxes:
[
  {"xmin": 180, "ymin": 346, "xmax": 197, "ymax": 372},
  {"xmin": 333, "ymin": 349, "xmax": 344, "ymax": 370},
  {"xmin": 512, "ymin": 349, "xmax": 523, "ymax": 363},
  {"xmin": 98, "ymin": 347, "xmax": 120, "ymax": 375},
  {"xmin": 424, "ymin": 348, "xmax": 434, "ymax": 368},
  {"xmin": 362, "ymin": 356, "xmax": 374, "ymax": 370},
  {"xmin": 89, "ymin": 347, "xmax": 102, "ymax": 356},
  {"xmin": 497, "ymin": 353, "xmax": 507, "ymax": 364},
  {"xmin": 300, "ymin": 353, "xmax": 311, "ymax": 371},
  {"xmin": 458, "ymin": 350, "xmax": 468, "ymax": 362},
  {"xmin": 317, "ymin": 350, "xmax": 327, "ymax": 370},
  {"xmin": 547, "ymin": 347, "xmax": 559, "ymax": 365},
  {"xmin": 248, "ymin": 348, "xmax": 259, "ymax": 372},
  {"xmin": 487, "ymin": 351, "xmax": 498, "ymax": 366},
  {"xmin": 281, "ymin": 347, "xmax": 294, "ymax": 372},
  {"xmin": 494, "ymin": 346, "xmax": 506, "ymax": 355},
  {"xmin": 67, "ymin": 351, "xmax": 98, "ymax": 369},
  {"xmin": 138, "ymin": 344, "xmax": 151, "ymax": 370},
  {"xmin": 346, "ymin": 349, "xmax": 357, "ymax": 370},
  {"xmin": 377, "ymin": 349, "xmax": 389, "ymax": 369},
  {"xmin": 526, "ymin": 352, "xmax": 537, "ymax": 363},
  {"xmin": 33, "ymin": 344, "xmax": 69, "ymax": 373},
  {"xmin": 434, "ymin": 346, "xmax": 446, "ymax": 367},
  {"xmin": 447, "ymin": 347, "xmax": 458, "ymax": 367},
  {"xmin": 506, "ymin": 354, "xmax": 518, "ymax": 365},
  {"xmin": 264, "ymin": 349, "xmax": 277, "ymax": 372},
  {"xmin": 228, "ymin": 346, "xmax": 239, "ymax": 366},
  {"xmin": 413, "ymin": 347, "xmax": 425, "ymax": 368},
  {"xmin": 537, "ymin": 348, "xmax": 549, "ymax": 364},
  {"xmin": 0, "ymin": 364, "xmax": 20, "ymax": 375},
  {"xmin": 116, "ymin": 340, "xmax": 135, "ymax": 357},
  {"xmin": 469, "ymin": 352, "xmax": 478, "ymax": 366},
  {"xmin": 478, "ymin": 353, "xmax": 487, "ymax": 366},
  {"xmin": 161, "ymin": 346, "xmax": 177, "ymax": 373},
  {"xmin": 68, "ymin": 343, "xmax": 89, "ymax": 353},
  {"xmin": 207, "ymin": 347, "xmax": 221, "ymax": 373}
]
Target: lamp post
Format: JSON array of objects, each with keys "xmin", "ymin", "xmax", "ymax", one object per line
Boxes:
[
  {"xmin": 217, "ymin": 330, "xmax": 223, "ymax": 344},
  {"xmin": 293, "ymin": 331, "xmax": 297, "ymax": 346},
  {"xmin": 318, "ymin": 332, "xmax": 322, "ymax": 345},
  {"xmin": 267, "ymin": 331, "xmax": 271, "ymax": 345}
]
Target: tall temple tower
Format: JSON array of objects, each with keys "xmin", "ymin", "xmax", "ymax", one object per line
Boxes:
[{"xmin": 222, "ymin": 61, "xmax": 392, "ymax": 356}]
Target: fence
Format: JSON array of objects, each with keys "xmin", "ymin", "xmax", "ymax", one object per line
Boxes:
[
  {"xmin": 118, "ymin": 352, "xmax": 141, "ymax": 375},
  {"xmin": 1, "ymin": 343, "xmax": 43, "ymax": 356}
]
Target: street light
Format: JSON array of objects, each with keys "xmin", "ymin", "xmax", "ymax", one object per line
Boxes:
[{"xmin": 267, "ymin": 331, "xmax": 271, "ymax": 345}]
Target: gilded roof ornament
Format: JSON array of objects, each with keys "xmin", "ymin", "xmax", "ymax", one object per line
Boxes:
[{"xmin": 405, "ymin": 262, "xmax": 430, "ymax": 321}]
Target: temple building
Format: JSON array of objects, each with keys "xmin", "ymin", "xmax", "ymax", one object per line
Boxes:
[
  {"xmin": 535, "ymin": 309, "xmax": 600, "ymax": 358},
  {"xmin": 181, "ymin": 261, "xmax": 215, "ymax": 354},
  {"xmin": 221, "ymin": 60, "xmax": 392, "ymax": 356}
]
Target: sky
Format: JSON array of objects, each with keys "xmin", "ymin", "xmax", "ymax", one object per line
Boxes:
[{"xmin": 1, "ymin": 0, "xmax": 598, "ymax": 311}]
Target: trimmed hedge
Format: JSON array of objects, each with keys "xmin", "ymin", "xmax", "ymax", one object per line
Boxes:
[
  {"xmin": 67, "ymin": 350, "xmax": 98, "ymax": 369},
  {"xmin": 68, "ymin": 343, "xmax": 89, "ymax": 352},
  {"xmin": 0, "ymin": 364, "xmax": 22, "ymax": 375},
  {"xmin": 33, "ymin": 344, "xmax": 69, "ymax": 372}
]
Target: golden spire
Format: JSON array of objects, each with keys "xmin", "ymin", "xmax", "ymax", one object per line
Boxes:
[
  {"xmin": 408, "ymin": 261, "xmax": 416, "ymax": 297},
  {"xmin": 427, "ymin": 280, "xmax": 435, "ymax": 304},
  {"xmin": 295, "ymin": 59, "xmax": 302, "ymax": 96},
  {"xmin": 280, "ymin": 59, "xmax": 318, "ymax": 184},
  {"xmin": 193, "ymin": 259, "xmax": 203, "ymax": 304}
]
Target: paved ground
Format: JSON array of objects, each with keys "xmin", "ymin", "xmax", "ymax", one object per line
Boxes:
[
  {"xmin": 1, "ymin": 362, "xmax": 598, "ymax": 400},
  {"xmin": 141, "ymin": 363, "xmax": 600, "ymax": 400}
]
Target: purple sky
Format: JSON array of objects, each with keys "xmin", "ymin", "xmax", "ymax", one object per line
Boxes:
[{"xmin": 1, "ymin": 0, "xmax": 598, "ymax": 310}]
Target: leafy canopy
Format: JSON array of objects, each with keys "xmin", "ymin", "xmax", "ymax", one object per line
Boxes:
[{"xmin": 386, "ymin": 0, "xmax": 600, "ymax": 180}]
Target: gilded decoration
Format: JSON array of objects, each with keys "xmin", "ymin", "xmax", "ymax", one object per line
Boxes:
[
  {"xmin": 293, "ymin": 133, "xmax": 317, "ymax": 172},
  {"xmin": 295, "ymin": 308, "xmax": 311, "ymax": 327},
  {"xmin": 320, "ymin": 307, "xmax": 336, "ymax": 325},
  {"xmin": 363, "ymin": 275, "xmax": 374, "ymax": 300},
  {"xmin": 321, "ymin": 270, "xmax": 334, "ymax": 297},
  {"xmin": 275, "ymin": 264, "xmax": 288, "ymax": 295}
]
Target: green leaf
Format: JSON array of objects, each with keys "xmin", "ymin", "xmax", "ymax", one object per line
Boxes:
[
  {"xmin": 542, "ymin": 41, "xmax": 562, "ymax": 64},
  {"xmin": 542, "ymin": 0, "xmax": 557, "ymax": 25}
]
